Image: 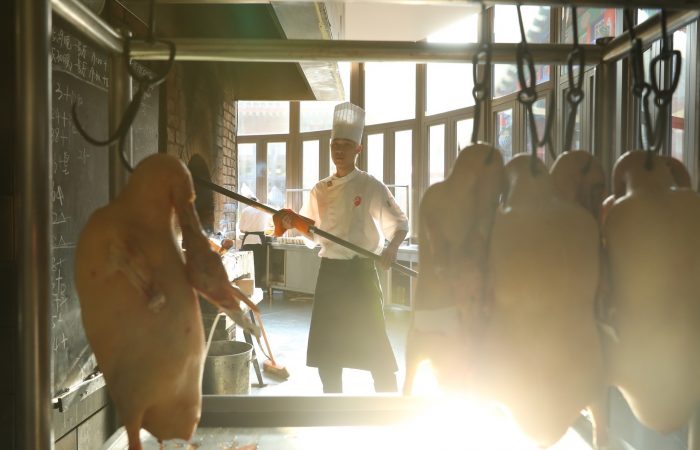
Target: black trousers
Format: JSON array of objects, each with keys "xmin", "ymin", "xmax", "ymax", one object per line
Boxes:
[{"xmin": 307, "ymin": 257, "xmax": 397, "ymax": 393}]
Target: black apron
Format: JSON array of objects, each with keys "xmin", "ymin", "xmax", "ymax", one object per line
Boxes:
[
  {"xmin": 240, "ymin": 232, "xmax": 267, "ymax": 288},
  {"xmin": 306, "ymin": 257, "xmax": 397, "ymax": 372}
]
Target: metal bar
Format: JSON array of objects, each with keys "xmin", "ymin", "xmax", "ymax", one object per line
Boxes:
[
  {"xmin": 201, "ymin": 395, "xmax": 434, "ymax": 428},
  {"xmin": 130, "ymin": 40, "xmax": 605, "ymax": 65},
  {"xmin": 52, "ymin": 0, "xmax": 122, "ymax": 54},
  {"xmin": 119, "ymin": 0, "xmax": 700, "ymax": 9},
  {"xmin": 17, "ymin": 0, "xmax": 53, "ymax": 448},
  {"xmin": 109, "ymin": 48, "xmax": 132, "ymax": 198},
  {"xmin": 194, "ymin": 177, "xmax": 419, "ymax": 278},
  {"xmin": 603, "ymin": 9, "xmax": 700, "ymax": 62}
]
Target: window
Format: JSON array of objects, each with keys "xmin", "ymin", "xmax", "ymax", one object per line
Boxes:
[
  {"xmin": 266, "ymin": 142, "xmax": 286, "ymax": 209},
  {"xmin": 395, "ymin": 130, "xmax": 412, "ymax": 218},
  {"xmin": 456, "ymin": 118, "xmax": 474, "ymax": 152},
  {"xmin": 429, "ymin": 124, "xmax": 445, "ymax": 185},
  {"xmin": 562, "ymin": 8, "xmax": 619, "ymax": 44},
  {"xmin": 426, "ymin": 13, "xmax": 478, "ymax": 115},
  {"xmin": 495, "ymin": 109, "xmax": 514, "ymax": 161},
  {"xmin": 237, "ymin": 101, "xmax": 289, "ymax": 136},
  {"xmin": 367, "ymin": 133, "xmax": 384, "ymax": 181},
  {"xmin": 302, "ymin": 140, "xmax": 320, "ymax": 206},
  {"xmin": 237, "ymin": 143, "xmax": 257, "ymax": 198},
  {"xmin": 365, "ymin": 62, "xmax": 416, "ymax": 125},
  {"xmin": 494, "ymin": 5, "xmax": 551, "ymax": 44},
  {"xmin": 426, "ymin": 64, "xmax": 475, "ymax": 115}
]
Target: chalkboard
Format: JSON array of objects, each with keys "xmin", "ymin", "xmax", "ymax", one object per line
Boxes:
[{"xmin": 50, "ymin": 20, "xmax": 160, "ymax": 396}]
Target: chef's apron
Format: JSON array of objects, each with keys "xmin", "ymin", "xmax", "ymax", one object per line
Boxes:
[
  {"xmin": 241, "ymin": 231, "xmax": 268, "ymax": 288},
  {"xmin": 306, "ymin": 257, "xmax": 398, "ymax": 372}
]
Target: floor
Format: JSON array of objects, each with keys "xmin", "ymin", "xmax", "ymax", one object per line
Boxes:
[{"xmin": 245, "ymin": 289, "xmax": 411, "ymax": 396}]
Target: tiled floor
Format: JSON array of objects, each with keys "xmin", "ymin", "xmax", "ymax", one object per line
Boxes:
[{"xmin": 246, "ymin": 289, "xmax": 411, "ymax": 396}]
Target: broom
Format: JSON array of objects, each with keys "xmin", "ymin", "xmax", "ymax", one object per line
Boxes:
[{"xmin": 253, "ymin": 311, "xmax": 290, "ymax": 380}]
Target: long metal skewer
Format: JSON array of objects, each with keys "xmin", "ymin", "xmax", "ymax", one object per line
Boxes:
[{"xmin": 194, "ymin": 177, "xmax": 419, "ymax": 278}]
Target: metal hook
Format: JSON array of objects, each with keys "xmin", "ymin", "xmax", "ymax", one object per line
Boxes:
[
  {"xmin": 515, "ymin": 4, "xmax": 555, "ymax": 168},
  {"xmin": 624, "ymin": 9, "xmax": 655, "ymax": 154},
  {"xmin": 471, "ymin": 3, "xmax": 492, "ymax": 151},
  {"xmin": 71, "ymin": 0, "xmax": 177, "ymax": 173},
  {"xmin": 563, "ymin": 7, "xmax": 585, "ymax": 154}
]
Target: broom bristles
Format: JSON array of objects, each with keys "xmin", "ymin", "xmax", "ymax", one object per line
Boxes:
[{"xmin": 263, "ymin": 359, "xmax": 290, "ymax": 379}]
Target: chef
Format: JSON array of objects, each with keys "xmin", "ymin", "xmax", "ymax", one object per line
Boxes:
[{"xmin": 276, "ymin": 102, "xmax": 409, "ymax": 393}]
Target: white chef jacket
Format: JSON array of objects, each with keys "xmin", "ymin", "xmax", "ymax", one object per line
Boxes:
[
  {"xmin": 300, "ymin": 169, "xmax": 409, "ymax": 259},
  {"xmin": 239, "ymin": 205, "xmax": 271, "ymax": 245}
]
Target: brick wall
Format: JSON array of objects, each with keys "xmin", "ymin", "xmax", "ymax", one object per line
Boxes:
[{"xmin": 164, "ymin": 63, "xmax": 238, "ymax": 237}]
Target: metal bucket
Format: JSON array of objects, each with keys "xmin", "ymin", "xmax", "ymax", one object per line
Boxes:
[{"xmin": 202, "ymin": 340, "xmax": 253, "ymax": 395}]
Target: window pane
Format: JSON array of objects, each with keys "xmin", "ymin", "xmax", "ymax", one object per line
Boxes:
[
  {"xmin": 237, "ymin": 143, "xmax": 257, "ymax": 198},
  {"xmin": 671, "ymin": 28, "xmax": 687, "ymax": 162},
  {"xmin": 302, "ymin": 140, "xmax": 320, "ymax": 189},
  {"xmin": 367, "ymin": 133, "xmax": 384, "ymax": 181},
  {"xmin": 429, "ymin": 124, "xmax": 445, "ymax": 185},
  {"xmin": 525, "ymin": 98, "xmax": 547, "ymax": 161},
  {"xmin": 637, "ymin": 9, "xmax": 659, "ymax": 24},
  {"xmin": 426, "ymin": 63, "xmax": 474, "ymax": 115},
  {"xmin": 456, "ymin": 118, "xmax": 474, "ymax": 152},
  {"xmin": 494, "ymin": 6, "xmax": 550, "ymax": 43},
  {"xmin": 495, "ymin": 109, "xmax": 513, "ymax": 161},
  {"xmin": 365, "ymin": 62, "xmax": 416, "ymax": 125},
  {"xmin": 267, "ymin": 142, "xmax": 286, "ymax": 209},
  {"xmin": 562, "ymin": 8, "xmax": 619, "ymax": 44},
  {"xmin": 302, "ymin": 140, "xmax": 319, "ymax": 206},
  {"xmin": 395, "ymin": 130, "xmax": 412, "ymax": 220},
  {"xmin": 494, "ymin": 64, "xmax": 550, "ymax": 98},
  {"xmin": 237, "ymin": 101, "xmax": 289, "ymax": 136}
]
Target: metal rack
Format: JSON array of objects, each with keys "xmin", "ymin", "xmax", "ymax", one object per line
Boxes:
[{"xmin": 16, "ymin": 0, "xmax": 700, "ymax": 448}]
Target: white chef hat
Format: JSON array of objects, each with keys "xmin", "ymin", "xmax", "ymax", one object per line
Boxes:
[{"xmin": 331, "ymin": 102, "xmax": 365, "ymax": 144}]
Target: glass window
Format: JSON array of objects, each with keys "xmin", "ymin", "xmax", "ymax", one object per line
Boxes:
[
  {"xmin": 364, "ymin": 62, "xmax": 416, "ymax": 125},
  {"xmin": 495, "ymin": 109, "xmax": 514, "ymax": 161},
  {"xmin": 494, "ymin": 5, "xmax": 551, "ymax": 44},
  {"xmin": 429, "ymin": 124, "xmax": 445, "ymax": 185},
  {"xmin": 456, "ymin": 118, "xmax": 474, "ymax": 152},
  {"xmin": 302, "ymin": 140, "xmax": 320, "ymax": 206},
  {"xmin": 237, "ymin": 101, "xmax": 289, "ymax": 136},
  {"xmin": 367, "ymin": 133, "xmax": 384, "ymax": 181},
  {"xmin": 299, "ymin": 63, "xmax": 352, "ymax": 132},
  {"xmin": 494, "ymin": 64, "xmax": 550, "ymax": 98},
  {"xmin": 266, "ymin": 142, "xmax": 286, "ymax": 209},
  {"xmin": 425, "ymin": 13, "xmax": 478, "ymax": 116},
  {"xmin": 237, "ymin": 143, "xmax": 257, "ymax": 198},
  {"xmin": 395, "ymin": 130, "xmax": 412, "ymax": 218},
  {"xmin": 302, "ymin": 140, "xmax": 320, "ymax": 189},
  {"xmin": 525, "ymin": 98, "xmax": 548, "ymax": 161},
  {"xmin": 671, "ymin": 28, "xmax": 687, "ymax": 162},
  {"xmin": 637, "ymin": 9, "xmax": 659, "ymax": 24},
  {"xmin": 562, "ymin": 8, "xmax": 619, "ymax": 44},
  {"xmin": 426, "ymin": 64, "xmax": 474, "ymax": 115}
]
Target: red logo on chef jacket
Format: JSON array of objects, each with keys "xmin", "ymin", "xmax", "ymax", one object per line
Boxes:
[{"xmin": 353, "ymin": 196, "xmax": 362, "ymax": 207}]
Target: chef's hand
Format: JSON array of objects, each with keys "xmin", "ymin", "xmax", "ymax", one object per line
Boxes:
[
  {"xmin": 379, "ymin": 242, "xmax": 400, "ymax": 270},
  {"xmin": 272, "ymin": 209, "xmax": 315, "ymax": 237}
]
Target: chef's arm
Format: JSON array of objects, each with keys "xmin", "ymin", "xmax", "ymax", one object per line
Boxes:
[{"xmin": 379, "ymin": 228, "xmax": 408, "ymax": 270}]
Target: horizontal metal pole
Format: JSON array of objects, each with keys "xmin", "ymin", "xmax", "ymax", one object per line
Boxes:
[
  {"xmin": 131, "ymin": 39, "xmax": 605, "ymax": 65},
  {"xmin": 604, "ymin": 9, "xmax": 700, "ymax": 62},
  {"xmin": 120, "ymin": 0, "xmax": 700, "ymax": 9},
  {"xmin": 51, "ymin": 0, "xmax": 122, "ymax": 54}
]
